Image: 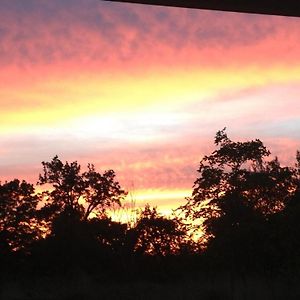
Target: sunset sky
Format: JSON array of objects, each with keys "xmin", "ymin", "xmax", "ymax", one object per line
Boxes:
[{"xmin": 1, "ymin": 0, "xmax": 300, "ymax": 214}]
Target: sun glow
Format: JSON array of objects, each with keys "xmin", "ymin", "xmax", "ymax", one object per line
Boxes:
[
  {"xmin": 106, "ymin": 188, "xmax": 192, "ymax": 223},
  {"xmin": 125, "ymin": 188, "xmax": 191, "ymax": 212}
]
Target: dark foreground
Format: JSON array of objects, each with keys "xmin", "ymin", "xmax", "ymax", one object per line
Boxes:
[
  {"xmin": 2, "ymin": 131, "xmax": 300, "ymax": 299},
  {"xmin": 1, "ymin": 272, "xmax": 300, "ymax": 300}
]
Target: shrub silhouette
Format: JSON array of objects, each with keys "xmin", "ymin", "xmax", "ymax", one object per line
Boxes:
[{"xmin": 131, "ymin": 204, "xmax": 190, "ymax": 256}]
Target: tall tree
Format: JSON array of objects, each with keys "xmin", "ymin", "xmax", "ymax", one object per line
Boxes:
[
  {"xmin": 0, "ymin": 179, "xmax": 41, "ymax": 254},
  {"xmin": 33, "ymin": 157, "xmax": 127, "ymax": 274},
  {"xmin": 180, "ymin": 128, "xmax": 294, "ymax": 242}
]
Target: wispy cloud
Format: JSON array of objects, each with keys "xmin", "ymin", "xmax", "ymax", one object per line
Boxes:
[{"xmin": 1, "ymin": 1, "xmax": 300, "ymax": 210}]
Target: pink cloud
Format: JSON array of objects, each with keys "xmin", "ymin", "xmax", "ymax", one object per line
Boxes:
[
  {"xmin": 1, "ymin": 1, "xmax": 299, "ymax": 71},
  {"xmin": 264, "ymin": 137, "xmax": 300, "ymax": 166}
]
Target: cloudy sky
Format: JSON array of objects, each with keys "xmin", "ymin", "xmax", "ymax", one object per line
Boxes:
[{"xmin": 1, "ymin": 0, "xmax": 300, "ymax": 213}]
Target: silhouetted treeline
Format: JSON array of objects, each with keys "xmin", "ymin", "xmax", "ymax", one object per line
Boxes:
[{"xmin": 1, "ymin": 129, "xmax": 300, "ymax": 290}]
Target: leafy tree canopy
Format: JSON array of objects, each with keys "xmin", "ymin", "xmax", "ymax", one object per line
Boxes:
[
  {"xmin": 181, "ymin": 128, "xmax": 294, "ymax": 241},
  {"xmin": 0, "ymin": 179, "xmax": 41, "ymax": 253},
  {"xmin": 38, "ymin": 156, "xmax": 127, "ymax": 224},
  {"xmin": 132, "ymin": 204, "xmax": 194, "ymax": 256}
]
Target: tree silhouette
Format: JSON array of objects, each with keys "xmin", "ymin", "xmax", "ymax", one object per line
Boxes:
[
  {"xmin": 32, "ymin": 156, "xmax": 128, "ymax": 275},
  {"xmin": 0, "ymin": 142, "xmax": 300, "ymax": 292},
  {"xmin": 268, "ymin": 151, "xmax": 300, "ymax": 273},
  {"xmin": 179, "ymin": 128, "xmax": 294, "ymax": 274},
  {"xmin": 0, "ymin": 179, "xmax": 41, "ymax": 255},
  {"xmin": 38, "ymin": 156, "xmax": 127, "ymax": 225},
  {"xmin": 131, "ymin": 205, "xmax": 191, "ymax": 256},
  {"xmin": 181, "ymin": 129, "xmax": 293, "ymax": 238}
]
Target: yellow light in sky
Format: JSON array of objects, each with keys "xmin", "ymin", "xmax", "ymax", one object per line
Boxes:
[
  {"xmin": 125, "ymin": 188, "xmax": 192, "ymax": 211},
  {"xmin": 105, "ymin": 188, "xmax": 192, "ymax": 223},
  {"xmin": 1, "ymin": 65, "xmax": 300, "ymax": 133}
]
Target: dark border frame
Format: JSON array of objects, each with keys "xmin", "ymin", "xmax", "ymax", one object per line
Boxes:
[{"xmin": 104, "ymin": 0, "xmax": 300, "ymax": 17}]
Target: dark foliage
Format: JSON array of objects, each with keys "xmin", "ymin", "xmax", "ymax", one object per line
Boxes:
[
  {"xmin": 1, "ymin": 131, "xmax": 300, "ymax": 296},
  {"xmin": 180, "ymin": 128, "xmax": 298, "ymax": 275},
  {"xmin": 0, "ymin": 179, "xmax": 42, "ymax": 254},
  {"xmin": 130, "ymin": 204, "xmax": 195, "ymax": 256},
  {"xmin": 38, "ymin": 156, "xmax": 126, "ymax": 223}
]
